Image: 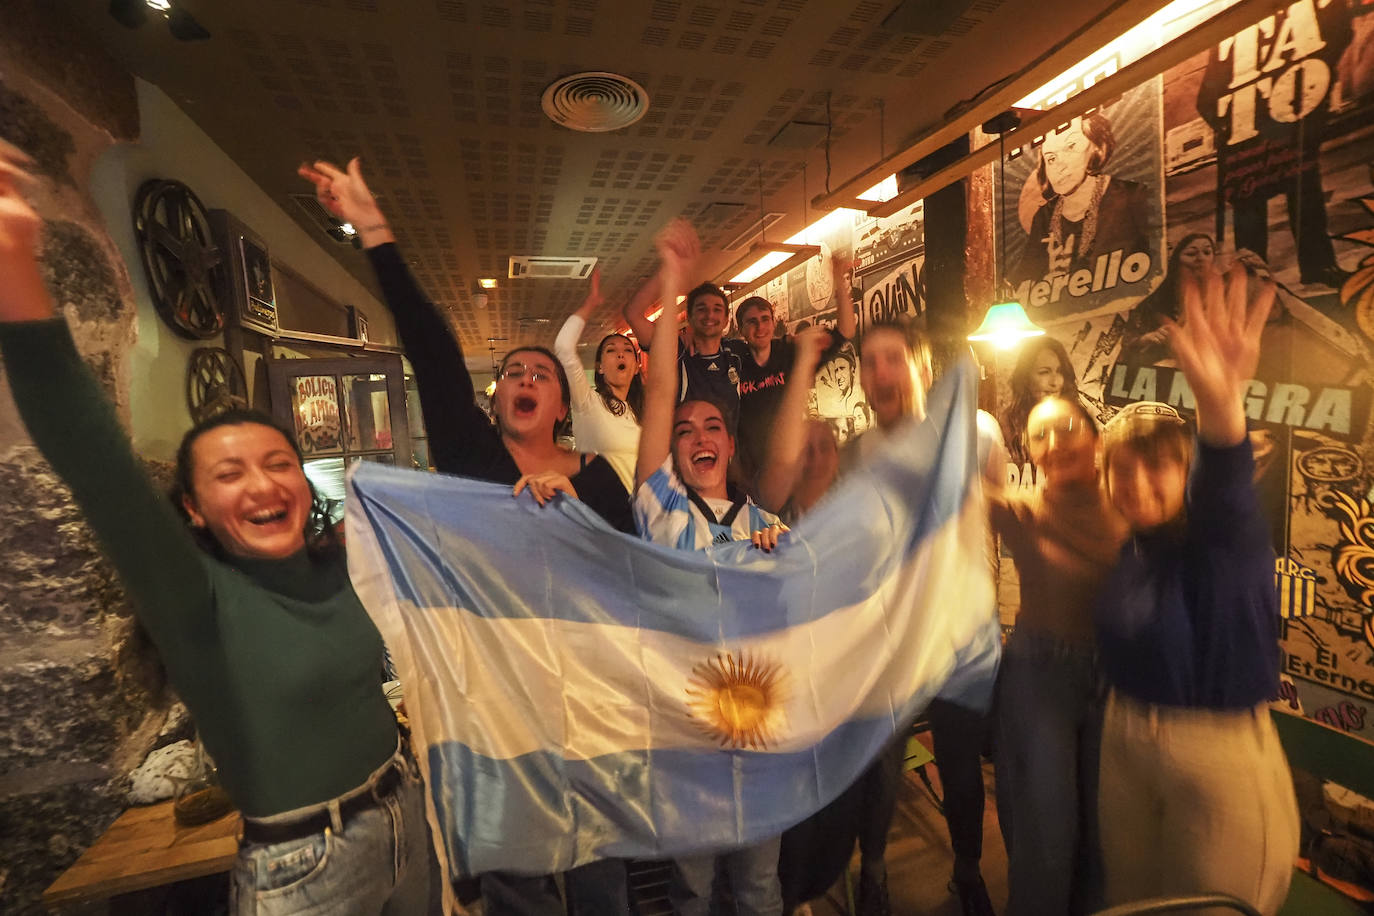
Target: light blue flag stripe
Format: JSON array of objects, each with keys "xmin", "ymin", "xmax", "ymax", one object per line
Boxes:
[
  {"xmin": 428, "ymin": 619, "xmax": 1001, "ymax": 875},
  {"xmin": 346, "ymin": 359, "xmax": 997, "ymax": 879},
  {"xmin": 349, "ymin": 351, "xmax": 978, "ymax": 644}
]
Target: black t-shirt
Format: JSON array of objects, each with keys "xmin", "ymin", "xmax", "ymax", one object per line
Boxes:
[
  {"xmin": 676, "ymin": 339, "xmax": 742, "ymax": 426},
  {"xmin": 726, "ymin": 337, "xmax": 794, "ymax": 478}
]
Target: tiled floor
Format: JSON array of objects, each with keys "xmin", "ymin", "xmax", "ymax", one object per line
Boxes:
[
  {"xmin": 803, "ymin": 761, "xmax": 1008, "ymax": 916},
  {"xmin": 625, "ymin": 756, "xmax": 1009, "ymax": 916}
]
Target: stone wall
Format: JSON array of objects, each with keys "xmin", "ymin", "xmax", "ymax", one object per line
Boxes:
[{"xmin": 0, "ymin": 4, "xmax": 172, "ymax": 912}]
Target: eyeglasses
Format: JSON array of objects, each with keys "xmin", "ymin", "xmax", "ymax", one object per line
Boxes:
[
  {"xmin": 500, "ymin": 363, "xmax": 555, "ymax": 383},
  {"xmin": 1029, "ymin": 416, "xmax": 1089, "ymax": 441}
]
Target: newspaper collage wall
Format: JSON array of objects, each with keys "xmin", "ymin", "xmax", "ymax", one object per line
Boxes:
[
  {"xmin": 737, "ymin": 0, "xmax": 1374, "ymax": 740},
  {"xmin": 995, "ymin": 0, "xmax": 1374, "ymax": 739}
]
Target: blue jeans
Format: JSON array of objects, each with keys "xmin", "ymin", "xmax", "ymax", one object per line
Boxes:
[
  {"xmin": 480, "ymin": 859, "xmax": 632, "ymax": 916},
  {"xmin": 671, "ymin": 837, "xmax": 784, "ymax": 916},
  {"xmin": 230, "ymin": 744, "xmax": 439, "ymax": 915},
  {"xmin": 995, "ymin": 629, "xmax": 1104, "ymax": 916}
]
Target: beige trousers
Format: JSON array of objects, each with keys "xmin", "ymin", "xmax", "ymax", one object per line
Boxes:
[{"xmin": 1098, "ymin": 691, "xmax": 1300, "ymax": 915}]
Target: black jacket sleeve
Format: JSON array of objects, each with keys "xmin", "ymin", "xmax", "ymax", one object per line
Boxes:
[{"xmin": 364, "ymin": 243, "xmax": 519, "ymax": 483}]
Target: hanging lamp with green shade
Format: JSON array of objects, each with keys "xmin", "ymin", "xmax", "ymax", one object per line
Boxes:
[{"xmin": 968, "ymin": 112, "xmax": 1046, "ymax": 349}]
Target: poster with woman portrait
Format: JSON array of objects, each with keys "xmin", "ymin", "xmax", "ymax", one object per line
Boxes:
[{"xmin": 999, "ymin": 79, "xmax": 1166, "ymax": 324}]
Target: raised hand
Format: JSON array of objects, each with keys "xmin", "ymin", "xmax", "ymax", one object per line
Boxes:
[
  {"xmin": 296, "ymin": 157, "xmax": 394, "ymax": 248},
  {"xmin": 792, "ymin": 325, "xmax": 833, "ymax": 377},
  {"xmin": 0, "ymin": 141, "xmax": 40, "ymax": 263},
  {"xmin": 636, "ymin": 219, "xmax": 701, "ymax": 489},
  {"xmin": 1165, "ymin": 262, "xmax": 1274, "ymax": 447},
  {"xmin": 655, "ymin": 218, "xmax": 700, "ymax": 284},
  {"xmin": 575, "ymin": 266, "xmax": 605, "ymax": 319},
  {"xmin": 828, "ymin": 251, "xmax": 855, "ymax": 288},
  {"xmin": 828, "ymin": 251, "xmax": 858, "ymax": 341},
  {"xmin": 0, "ymin": 140, "xmax": 53, "ymax": 322}
]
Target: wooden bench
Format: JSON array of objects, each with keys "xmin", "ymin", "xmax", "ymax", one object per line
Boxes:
[{"xmin": 43, "ymin": 800, "xmax": 240, "ymax": 910}]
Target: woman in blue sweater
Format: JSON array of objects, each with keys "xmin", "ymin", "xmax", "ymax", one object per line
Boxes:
[{"xmin": 1094, "ymin": 262, "xmax": 1298, "ymax": 913}]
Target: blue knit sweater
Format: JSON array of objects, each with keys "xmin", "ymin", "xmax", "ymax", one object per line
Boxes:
[{"xmin": 1095, "ymin": 438, "xmax": 1280, "ymax": 708}]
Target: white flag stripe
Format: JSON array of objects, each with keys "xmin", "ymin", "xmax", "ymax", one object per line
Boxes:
[{"xmin": 360, "ymin": 498, "xmax": 993, "ymax": 762}]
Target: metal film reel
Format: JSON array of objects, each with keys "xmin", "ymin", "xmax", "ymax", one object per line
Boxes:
[
  {"xmin": 185, "ymin": 347, "xmax": 248, "ymax": 423},
  {"xmin": 134, "ymin": 179, "xmax": 225, "ymax": 340}
]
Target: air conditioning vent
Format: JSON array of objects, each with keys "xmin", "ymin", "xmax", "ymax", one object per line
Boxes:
[
  {"xmin": 541, "ymin": 72, "xmax": 649, "ymax": 133},
  {"xmin": 290, "ymin": 193, "xmax": 355, "ymax": 244},
  {"xmin": 508, "ymin": 256, "xmax": 599, "ymax": 279}
]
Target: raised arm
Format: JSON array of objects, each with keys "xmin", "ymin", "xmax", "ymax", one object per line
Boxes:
[
  {"xmin": 1166, "ymin": 262, "xmax": 1273, "ymax": 448},
  {"xmin": 0, "ymin": 142, "xmax": 213, "ymax": 650},
  {"xmin": 831, "ymin": 253, "xmax": 857, "ymax": 342},
  {"xmin": 622, "ymin": 272, "xmax": 660, "ymax": 351},
  {"xmin": 553, "ymin": 266, "xmax": 602, "ymax": 415},
  {"xmin": 300, "ymin": 158, "xmax": 508, "ymax": 478},
  {"xmin": 634, "ymin": 221, "xmax": 697, "ymax": 489},
  {"xmin": 755, "ymin": 326, "xmax": 832, "ymax": 513}
]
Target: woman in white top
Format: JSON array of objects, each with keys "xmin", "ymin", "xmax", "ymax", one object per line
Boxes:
[{"xmin": 553, "ymin": 267, "xmax": 644, "ymax": 492}]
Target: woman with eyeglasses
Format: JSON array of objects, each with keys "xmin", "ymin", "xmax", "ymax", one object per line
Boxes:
[
  {"xmin": 990, "ymin": 394, "xmax": 1128, "ymax": 916},
  {"xmin": 298, "ymin": 158, "xmax": 633, "ymax": 536},
  {"xmin": 299, "ymin": 158, "xmax": 635, "ymax": 915}
]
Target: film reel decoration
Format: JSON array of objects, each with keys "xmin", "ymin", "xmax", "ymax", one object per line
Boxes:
[
  {"xmin": 185, "ymin": 347, "xmax": 248, "ymax": 423},
  {"xmin": 134, "ymin": 179, "xmax": 225, "ymax": 340}
]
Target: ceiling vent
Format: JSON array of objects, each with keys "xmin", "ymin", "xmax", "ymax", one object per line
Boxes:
[
  {"xmin": 508, "ymin": 255, "xmax": 599, "ymax": 279},
  {"xmin": 541, "ymin": 71, "xmax": 650, "ymax": 133},
  {"xmin": 722, "ymin": 211, "xmax": 788, "ymax": 252}
]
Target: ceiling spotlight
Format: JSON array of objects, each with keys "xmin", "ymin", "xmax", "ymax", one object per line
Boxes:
[{"xmin": 108, "ymin": 0, "xmax": 210, "ymax": 40}]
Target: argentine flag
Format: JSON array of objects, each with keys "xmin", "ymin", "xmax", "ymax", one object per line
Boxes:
[{"xmin": 346, "ymin": 359, "xmax": 999, "ymax": 879}]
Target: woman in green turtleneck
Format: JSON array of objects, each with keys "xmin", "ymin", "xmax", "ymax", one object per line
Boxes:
[{"xmin": 0, "ymin": 147, "xmax": 439, "ymax": 913}]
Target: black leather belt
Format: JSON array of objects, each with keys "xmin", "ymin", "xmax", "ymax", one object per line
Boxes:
[{"xmin": 241, "ymin": 759, "xmax": 405, "ymax": 845}]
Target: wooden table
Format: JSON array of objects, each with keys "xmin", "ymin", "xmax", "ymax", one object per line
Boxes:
[{"xmin": 43, "ymin": 800, "xmax": 240, "ymax": 909}]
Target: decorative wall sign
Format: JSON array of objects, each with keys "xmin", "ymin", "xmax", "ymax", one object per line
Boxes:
[
  {"xmin": 240, "ymin": 236, "xmax": 277, "ymax": 330},
  {"xmin": 291, "ymin": 374, "xmax": 343, "ymax": 455}
]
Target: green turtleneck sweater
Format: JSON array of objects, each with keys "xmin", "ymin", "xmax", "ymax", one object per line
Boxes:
[{"xmin": 0, "ymin": 319, "xmax": 398, "ymax": 817}]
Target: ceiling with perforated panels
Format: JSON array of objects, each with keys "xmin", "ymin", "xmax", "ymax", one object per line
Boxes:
[{"xmin": 54, "ymin": 0, "xmax": 1121, "ymax": 365}]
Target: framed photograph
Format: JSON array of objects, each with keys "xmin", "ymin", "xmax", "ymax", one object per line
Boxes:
[
  {"xmin": 240, "ymin": 237, "xmax": 277, "ymax": 323},
  {"xmin": 211, "ymin": 209, "xmax": 280, "ymax": 337},
  {"xmin": 349, "ymin": 305, "xmax": 369, "ymax": 344}
]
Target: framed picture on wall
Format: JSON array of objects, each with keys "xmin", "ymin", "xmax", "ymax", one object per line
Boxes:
[
  {"xmin": 348, "ymin": 305, "xmax": 369, "ymax": 344},
  {"xmin": 241, "ymin": 237, "xmax": 275, "ymax": 320},
  {"xmin": 210, "ymin": 209, "xmax": 280, "ymax": 337}
]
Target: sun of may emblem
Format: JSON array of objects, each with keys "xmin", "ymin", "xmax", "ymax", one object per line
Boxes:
[{"xmin": 686, "ymin": 651, "xmax": 787, "ymax": 749}]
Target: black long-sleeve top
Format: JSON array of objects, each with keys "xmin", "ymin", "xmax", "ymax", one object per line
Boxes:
[{"xmin": 365, "ymin": 243, "xmax": 634, "ymax": 533}]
